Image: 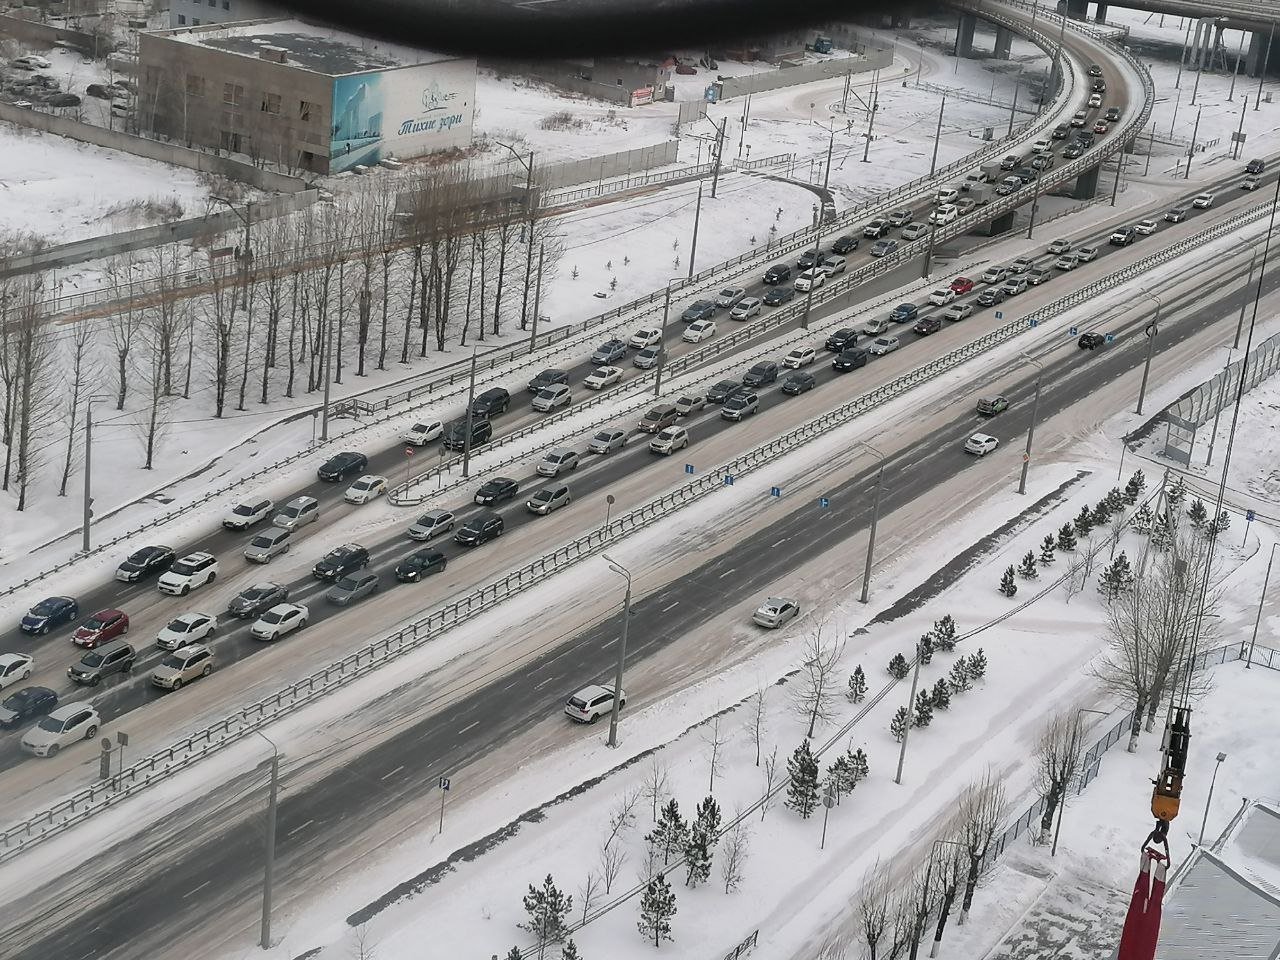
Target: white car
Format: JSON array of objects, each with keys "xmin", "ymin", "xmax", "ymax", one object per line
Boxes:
[
  {"xmin": 1088, "ymin": 93, "xmax": 1103, "ymax": 108},
  {"xmin": 964, "ymin": 433, "xmax": 1000, "ymax": 456},
  {"xmin": 403, "ymin": 421, "xmax": 443, "ymax": 446},
  {"xmin": 649, "ymin": 425, "xmax": 689, "ymax": 455},
  {"xmin": 1047, "ymin": 238, "xmax": 1072, "ymax": 255},
  {"xmin": 250, "ymin": 603, "xmax": 309, "ymax": 641},
  {"xmin": 928, "ymin": 204, "xmax": 958, "ymax": 225},
  {"xmin": 753, "ymin": 596, "xmax": 801, "ymax": 629},
  {"xmin": 868, "ymin": 336, "xmax": 900, "ymax": 356},
  {"xmin": 564, "ymin": 684, "xmax": 626, "ymax": 723},
  {"xmin": 1192, "ymin": 192, "xmax": 1214, "ymax": 208},
  {"xmin": 344, "ymin": 475, "xmax": 387, "ymax": 504},
  {"xmin": 0, "ymin": 653, "xmax": 34, "ymax": 691},
  {"xmin": 730, "ymin": 297, "xmax": 762, "ymax": 321},
  {"xmin": 222, "ymin": 498, "xmax": 273, "ymax": 531},
  {"xmin": 21, "ymin": 703, "xmax": 99, "ymax": 758},
  {"xmin": 532, "ymin": 383, "xmax": 572, "ymax": 412},
  {"xmin": 928, "ymin": 289, "xmax": 956, "ymax": 307},
  {"xmin": 1054, "ymin": 255, "xmax": 1078, "ymax": 271},
  {"xmin": 407, "ymin": 509, "xmax": 454, "ymax": 541},
  {"xmin": 683, "ymin": 319, "xmax": 716, "ymax": 342},
  {"xmin": 1134, "ymin": 219, "xmax": 1158, "ymax": 236},
  {"xmin": 715, "ymin": 286, "xmax": 747, "ymax": 308},
  {"xmin": 675, "ymin": 394, "xmax": 705, "ymax": 416},
  {"xmin": 629, "ymin": 327, "xmax": 662, "ymax": 349},
  {"xmin": 584, "ymin": 365, "xmax": 624, "ymax": 389},
  {"xmin": 589, "ymin": 428, "xmax": 628, "ymax": 454},
  {"xmin": 794, "ymin": 269, "xmax": 826, "ymax": 292},
  {"xmin": 156, "ymin": 613, "xmax": 216, "ymax": 651},
  {"xmin": 943, "ymin": 303, "xmax": 974, "ymax": 322},
  {"xmin": 937, "ymin": 187, "xmax": 960, "ymax": 204},
  {"xmin": 1075, "ymin": 246, "xmax": 1098, "ymax": 263},
  {"xmin": 820, "ymin": 256, "xmax": 847, "ymax": 276},
  {"xmin": 783, "ymin": 346, "xmax": 816, "ymax": 369},
  {"xmin": 157, "ymin": 552, "xmax": 219, "ymax": 597}
]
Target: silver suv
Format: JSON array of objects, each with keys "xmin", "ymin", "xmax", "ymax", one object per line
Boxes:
[
  {"xmin": 243, "ymin": 527, "xmax": 291, "ymax": 564},
  {"xmin": 151, "ymin": 644, "xmax": 214, "ymax": 690}
]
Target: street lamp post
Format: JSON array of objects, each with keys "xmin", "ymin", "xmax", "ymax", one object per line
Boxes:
[
  {"xmin": 1256, "ymin": 20, "xmax": 1275, "ymax": 112},
  {"xmin": 1136, "ymin": 295, "xmax": 1162, "ymax": 415},
  {"xmin": 654, "ymin": 277, "xmax": 682, "ymax": 397},
  {"xmin": 858, "ymin": 442, "xmax": 886, "ymax": 604},
  {"xmin": 320, "ymin": 307, "xmax": 335, "ymax": 441},
  {"xmin": 255, "ymin": 731, "xmax": 280, "ymax": 950},
  {"xmin": 1051, "ymin": 707, "xmax": 1110, "ymax": 856},
  {"xmin": 81, "ymin": 394, "xmax": 112, "ymax": 553},
  {"xmin": 1185, "ymin": 106, "xmax": 1203, "ymax": 180},
  {"xmin": 602, "ymin": 555, "xmax": 632, "ymax": 748},
  {"xmin": 1198, "ymin": 752, "xmax": 1229, "ymax": 845},
  {"xmin": 1246, "ymin": 542, "xmax": 1277, "ymax": 668},
  {"xmin": 928, "ymin": 94, "xmax": 947, "ymax": 178},
  {"xmin": 461, "ymin": 348, "xmax": 478, "ymax": 479},
  {"xmin": 688, "ymin": 182, "xmax": 705, "ymax": 279},
  {"xmin": 801, "ymin": 217, "xmax": 827, "ymax": 331},
  {"xmin": 496, "ymin": 142, "xmax": 537, "ymax": 332},
  {"xmin": 1018, "ymin": 354, "xmax": 1043, "ymax": 496},
  {"xmin": 212, "ymin": 195, "xmax": 253, "ymax": 310}
]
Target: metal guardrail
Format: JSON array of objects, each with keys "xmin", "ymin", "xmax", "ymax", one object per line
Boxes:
[{"xmin": 722, "ymin": 930, "xmax": 759, "ymax": 960}]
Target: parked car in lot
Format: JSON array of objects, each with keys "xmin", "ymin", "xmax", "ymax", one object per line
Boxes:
[
  {"xmin": 964, "ymin": 433, "xmax": 1000, "ymax": 456},
  {"xmin": 783, "ymin": 346, "xmax": 816, "ymax": 369},
  {"xmin": 455, "ymin": 513, "xmax": 505, "ymax": 547},
  {"xmin": 584, "ymin": 365, "xmax": 624, "ymax": 389},
  {"xmin": 870, "ymin": 238, "xmax": 901, "ymax": 256},
  {"xmin": 313, "ymin": 543, "xmax": 370, "ymax": 581},
  {"xmin": 327, "ymin": 572, "xmax": 380, "ymax": 607},
  {"xmin": 763, "ymin": 263, "xmax": 792, "ymax": 285},
  {"xmin": 223, "ymin": 498, "xmax": 273, "ymax": 530},
  {"xmin": 590, "ymin": 339, "xmax": 627, "ymax": 364},
  {"xmin": 629, "ymin": 326, "xmax": 662, "ymax": 349},
  {"xmin": 588, "ymin": 428, "xmax": 628, "ymax": 454},
  {"xmin": 532, "ymin": 383, "xmax": 572, "ymax": 411},
  {"xmin": 742, "ymin": 362, "xmax": 779, "ymax": 387},
  {"xmin": 831, "ymin": 234, "xmax": 860, "ymax": 254},
  {"xmin": 564, "ymin": 684, "xmax": 625, "ymax": 723},
  {"xmin": 115, "ymin": 545, "xmax": 175, "ymax": 583},
  {"xmin": 318, "ymin": 451, "xmax": 367, "ymax": 482},
  {"xmin": 680, "ymin": 299, "xmax": 716, "ymax": 323},
  {"xmin": 1078, "ymin": 332, "xmax": 1106, "ymax": 350},
  {"xmin": 782, "ymin": 371, "xmax": 817, "ymax": 395},
  {"xmin": 0, "ymin": 687, "xmax": 58, "ymax": 730},
  {"xmin": 395, "ymin": 550, "xmax": 447, "ymax": 582},
  {"xmin": 889, "ymin": 303, "xmax": 918, "ymax": 324},
  {"xmin": 474, "ymin": 476, "xmax": 520, "ymax": 505},
  {"xmin": 682, "ymin": 319, "xmax": 715, "ymax": 343},
  {"xmin": 344, "ymin": 475, "xmax": 387, "ymax": 505},
  {"xmin": 250, "ymin": 603, "xmax": 308, "ymax": 641},
  {"xmin": 150, "ymin": 644, "xmax": 214, "ymax": 691},
  {"xmin": 763, "ymin": 285, "xmax": 796, "ymax": 307},
  {"xmin": 0, "ymin": 654, "xmax": 35, "ymax": 691},
  {"xmin": 21, "ymin": 703, "xmax": 99, "ymax": 757},
  {"xmin": 833, "ymin": 348, "xmax": 869, "ymax": 372},
  {"xmin": 914, "ymin": 317, "xmax": 943, "ymax": 336},
  {"xmin": 632, "ymin": 346, "xmax": 663, "ymax": 370},
  {"xmin": 68, "ymin": 640, "xmax": 135, "ymax": 687},
  {"xmin": 537, "ymin": 448, "xmax": 579, "ymax": 477},
  {"xmin": 675, "ymin": 394, "xmax": 705, "ymax": 416},
  {"xmin": 928, "ymin": 288, "xmax": 956, "ymax": 307},
  {"xmin": 868, "ymin": 336, "xmax": 900, "ymax": 356},
  {"xmin": 156, "ymin": 613, "xmax": 216, "ymax": 651},
  {"xmin": 943, "ymin": 303, "xmax": 974, "ymax": 322},
  {"xmin": 730, "ymin": 297, "xmax": 762, "ymax": 320},
  {"xmin": 977, "ymin": 396, "xmax": 1009, "ymax": 416},
  {"xmin": 526, "ymin": 484, "xmax": 572, "ymax": 515},
  {"xmin": 20, "ymin": 596, "xmax": 78, "ymax": 636},
  {"xmin": 228, "ymin": 583, "xmax": 290, "ymax": 619},
  {"xmin": 753, "ymin": 596, "xmax": 800, "ymax": 629},
  {"xmin": 649, "ymin": 425, "xmax": 689, "ymax": 455},
  {"xmin": 715, "ymin": 286, "xmax": 747, "ymax": 309},
  {"xmin": 528, "ymin": 368, "xmax": 569, "ymax": 393},
  {"xmin": 407, "ymin": 509, "xmax": 455, "ymax": 541}
]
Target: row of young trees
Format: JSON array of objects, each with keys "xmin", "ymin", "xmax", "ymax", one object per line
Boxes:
[{"xmin": 0, "ymin": 165, "xmax": 563, "ymax": 514}]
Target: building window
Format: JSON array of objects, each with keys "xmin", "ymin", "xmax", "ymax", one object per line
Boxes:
[
  {"xmin": 261, "ymin": 92, "xmax": 281, "ymax": 114},
  {"xmin": 177, "ymin": 14, "xmax": 186, "ymax": 24},
  {"xmin": 185, "ymin": 74, "xmax": 205, "ymax": 98},
  {"xmin": 192, "ymin": 17, "xmax": 200, "ymax": 25},
  {"xmin": 223, "ymin": 83, "xmax": 243, "ymax": 106},
  {"xmin": 299, "ymin": 99, "xmax": 318, "ymax": 121}
]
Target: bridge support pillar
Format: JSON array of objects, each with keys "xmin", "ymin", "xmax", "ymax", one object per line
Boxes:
[
  {"xmin": 1094, "ymin": 3, "xmax": 1107, "ymax": 23},
  {"xmin": 1057, "ymin": 0, "xmax": 1088, "ymax": 21},
  {"xmin": 994, "ymin": 25, "xmax": 1013, "ymax": 60},
  {"xmin": 1247, "ymin": 27, "xmax": 1275, "ymax": 78},
  {"xmin": 955, "ymin": 13, "xmax": 977, "ymax": 58},
  {"xmin": 1073, "ymin": 163, "xmax": 1101, "ymax": 200},
  {"xmin": 976, "ymin": 208, "xmax": 1016, "ymax": 237}
]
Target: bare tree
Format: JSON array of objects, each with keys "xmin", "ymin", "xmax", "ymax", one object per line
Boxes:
[
  {"xmin": 760, "ymin": 746, "xmax": 780, "ymax": 822},
  {"xmin": 743, "ymin": 684, "xmax": 769, "ymax": 767},
  {"xmin": 956, "ymin": 773, "xmax": 1006, "ymax": 924},
  {"xmin": 927, "ymin": 839, "xmax": 968, "ymax": 957},
  {"xmin": 703, "ymin": 714, "xmax": 729, "ymax": 792},
  {"xmin": 1061, "ymin": 551, "xmax": 1087, "ymax": 603},
  {"xmin": 57, "ymin": 316, "xmax": 96, "ymax": 496},
  {"xmin": 136, "ymin": 311, "xmax": 172, "ymax": 469},
  {"xmin": 793, "ymin": 623, "xmax": 846, "ymax": 738},
  {"xmin": 202, "ymin": 254, "xmax": 241, "ymax": 418},
  {"xmin": 7, "ymin": 286, "xmax": 58, "ymax": 511},
  {"xmin": 641, "ymin": 757, "xmax": 671, "ymax": 822},
  {"xmin": 1035, "ymin": 709, "xmax": 1086, "ymax": 845},
  {"xmin": 578, "ymin": 871, "xmax": 602, "ymax": 924},
  {"xmin": 599, "ymin": 834, "xmax": 627, "ymax": 894},
  {"xmin": 857, "ymin": 863, "xmax": 891, "ymax": 960},
  {"xmin": 105, "ymin": 253, "xmax": 144, "ymax": 410},
  {"xmin": 350, "ymin": 922, "xmax": 377, "ymax": 960},
  {"xmin": 720, "ymin": 812, "xmax": 750, "ymax": 893},
  {"xmin": 903, "ymin": 860, "xmax": 938, "ymax": 959}
]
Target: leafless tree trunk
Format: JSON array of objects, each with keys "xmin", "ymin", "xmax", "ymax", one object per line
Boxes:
[
  {"xmin": 57, "ymin": 317, "xmax": 96, "ymax": 497},
  {"xmin": 793, "ymin": 622, "xmax": 845, "ymax": 738},
  {"xmin": 858, "ymin": 863, "xmax": 891, "ymax": 960},
  {"xmin": 578, "ymin": 872, "xmax": 601, "ymax": 924},
  {"xmin": 1035, "ymin": 709, "xmax": 1086, "ymax": 844},
  {"xmin": 703, "ymin": 714, "xmax": 728, "ymax": 793},
  {"xmin": 137, "ymin": 311, "xmax": 171, "ymax": 468},
  {"xmin": 744, "ymin": 685, "xmax": 769, "ymax": 767},
  {"xmin": 929, "ymin": 840, "xmax": 967, "ymax": 956},
  {"xmin": 720, "ymin": 813, "xmax": 750, "ymax": 893},
  {"xmin": 202, "ymin": 256, "xmax": 241, "ymax": 418},
  {"xmin": 957, "ymin": 772, "xmax": 1006, "ymax": 923},
  {"xmin": 105, "ymin": 253, "xmax": 144, "ymax": 410},
  {"xmin": 641, "ymin": 757, "xmax": 671, "ymax": 822},
  {"xmin": 9, "ymin": 287, "xmax": 58, "ymax": 511},
  {"xmin": 760, "ymin": 746, "xmax": 779, "ymax": 822}
]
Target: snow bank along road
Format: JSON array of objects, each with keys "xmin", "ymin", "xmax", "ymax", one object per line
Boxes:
[{"xmin": 0, "ymin": 155, "xmax": 1272, "ymax": 958}]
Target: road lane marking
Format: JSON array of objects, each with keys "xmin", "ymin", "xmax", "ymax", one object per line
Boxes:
[
  {"xmin": 772, "ymin": 538, "xmax": 788, "ymax": 547},
  {"xmin": 287, "ymin": 819, "xmax": 314, "ymax": 837},
  {"xmin": 662, "ymin": 601, "xmax": 680, "ymax": 612},
  {"xmin": 183, "ymin": 880, "xmax": 212, "ymax": 899},
  {"xmin": 718, "ymin": 568, "xmax": 735, "ymax": 578},
  {"xmin": 381, "ymin": 764, "xmax": 404, "ymax": 781},
  {"xmin": 459, "ymin": 720, "xmax": 480, "ymax": 734},
  {"xmin": 534, "ymin": 674, "xmax": 558, "ymax": 690}
]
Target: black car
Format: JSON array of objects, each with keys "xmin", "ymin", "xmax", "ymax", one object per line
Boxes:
[
  {"xmin": 975, "ymin": 287, "xmax": 1006, "ymax": 307},
  {"xmin": 781, "ymin": 372, "xmax": 816, "ymax": 395},
  {"xmin": 832, "ymin": 348, "xmax": 869, "ymax": 372},
  {"xmin": 474, "ymin": 476, "xmax": 519, "ymax": 505},
  {"xmin": 0, "ymin": 686, "xmax": 58, "ymax": 729},
  {"xmin": 763, "ymin": 285, "xmax": 796, "ymax": 307},
  {"xmin": 1088, "ymin": 63, "xmax": 1102, "ymax": 77},
  {"xmin": 1078, "ymin": 332, "xmax": 1106, "ymax": 350},
  {"xmin": 831, "ymin": 234, "xmax": 860, "ymax": 255},
  {"xmin": 862, "ymin": 219, "xmax": 891, "ymax": 239},
  {"xmin": 228, "ymin": 582, "xmax": 290, "ymax": 618},
  {"xmin": 796, "ymin": 249, "xmax": 824, "ymax": 270},
  {"xmin": 1015, "ymin": 167, "xmax": 1038, "ymax": 185},
  {"xmin": 1110, "ymin": 227, "xmax": 1137, "ymax": 247},
  {"xmin": 318, "ymin": 451, "xmax": 368, "ymax": 482},
  {"xmin": 1052, "ymin": 124, "xmax": 1069, "ymax": 140},
  {"xmin": 763, "ymin": 263, "xmax": 792, "ymax": 285},
  {"xmin": 115, "ymin": 544, "xmax": 176, "ymax": 582},
  {"xmin": 1092, "ymin": 79, "xmax": 1106, "ymax": 93},
  {"xmin": 1075, "ymin": 133, "xmax": 1095, "ymax": 148},
  {"xmin": 313, "ymin": 543, "xmax": 370, "ymax": 582},
  {"xmin": 1062, "ymin": 143, "xmax": 1084, "ymax": 159},
  {"xmin": 825, "ymin": 328, "xmax": 859, "ymax": 352},
  {"xmin": 680, "ymin": 300, "xmax": 716, "ymax": 323},
  {"xmin": 528, "ymin": 368, "xmax": 569, "ymax": 393},
  {"xmin": 470, "ymin": 387, "xmax": 510, "ymax": 418},
  {"xmin": 707, "ymin": 379, "xmax": 744, "ymax": 404},
  {"xmin": 742, "ymin": 362, "xmax": 779, "ymax": 388},
  {"xmin": 1105, "ymin": 107, "xmax": 1121, "ymax": 122},
  {"xmin": 455, "ymin": 512, "xmax": 504, "ymax": 547},
  {"xmin": 914, "ymin": 317, "xmax": 942, "ymax": 336},
  {"xmin": 20, "ymin": 596, "xmax": 79, "ymax": 635},
  {"xmin": 395, "ymin": 549, "xmax": 448, "ymax": 582},
  {"xmin": 1246, "ymin": 158, "xmax": 1265, "ymax": 175},
  {"xmin": 1000, "ymin": 154, "xmax": 1021, "ymax": 170},
  {"xmin": 889, "ymin": 303, "xmax": 918, "ymax": 324},
  {"xmin": 442, "ymin": 417, "xmax": 492, "ymax": 451}
]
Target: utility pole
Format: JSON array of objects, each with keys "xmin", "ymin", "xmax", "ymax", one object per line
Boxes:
[
  {"xmin": 1018, "ymin": 356, "xmax": 1043, "ymax": 495},
  {"xmin": 1175, "ymin": 17, "xmax": 1193, "ymax": 88},
  {"xmin": 654, "ymin": 278, "xmax": 679, "ymax": 397},
  {"xmin": 688, "ymin": 182, "xmax": 704, "ymax": 279},
  {"xmin": 461, "ymin": 348, "xmax": 477, "ymax": 479},
  {"xmin": 862, "ymin": 82, "xmax": 878, "ymax": 163},
  {"xmin": 711, "ymin": 117, "xmax": 726, "ymax": 198},
  {"xmin": 1232, "ymin": 99, "xmax": 1247, "ymax": 161},
  {"xmin": 1197, "ymin": 752, "xmax": 1228, "ymax": 845},
  {"xmin": 822, "ymin": 120, "xmax": 835, "ymax": 193},
  {"xmin": 859, "ymin": 443, "xmax": 885, "ymax": 603},
  {"xmin": 1007, "ymin": 71, "xmax": 1022, "ymax": 137},
  {"xmin": 928, "ymin": 94, "xmax": 947, "ymax": 177},
  {"xmin": 1145, "ymin": 122, "xmax": 1155, "ymax": 176},
  {"xmin": 1110, "ymin": 148, "xmax": 1126, "ymax": 206},
  {"xmin": 801, "ymin": 216, "xmax": 826, "ymax": 330},
  {"xmin": 1136, "ymin": 297, "xmax": 1161, "ymax": 415},
  {"xmin": 319, "ymin": 309, "xmax": 335, "ymax": 441},
  {"xmin": 1228, "ymin": 29, "xmax": 1245, "ymax": 101},
  {"xmin": 81, "ymin": 395, "xmax": 108, "ymax": 553},
  {"xmin": 258, "ymin": 737, "xmax": 279, "ymax": 949},
  {"xmin": 240, "ymin": 201, "xmax": 253, "ymax": 310},
  {"xmin": 603, "ymin": 556, "xmax": 632, "ymax": 748},
  {"xmin": 529, "ymin": 242, "xmax": 544, "ymax": 352},
  {"xmin": 1246, "ymin": 543, "xmax": 1277, "ymax": 668},
  {"xmin": 1234, "ymin": 253, "xmax": 1256, "ymax": 349},
  {"xmin": 893, "ymin": 637, "xmax": 925, "ymax": 784},
  {"xmin": 1257, "ymin": 20, "xmax": 1275, "ymax": 111},
  {"xmin": 519, "ymin": 151, "xmax": 537, "ymax": 332},
  {"xmin": 1185, "ymin": 106, "xmax": 1202, "ymax": 179},
  {"xmin": 1205, "ymin": 350, "xmax": 1232, "ymax": 467}
]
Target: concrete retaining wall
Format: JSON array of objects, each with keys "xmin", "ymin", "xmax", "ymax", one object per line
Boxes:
[{"xmin": 715, "ymin": 46, "xmax": 894, "ymax": 99}]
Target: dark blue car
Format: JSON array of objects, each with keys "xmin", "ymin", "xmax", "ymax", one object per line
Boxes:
[
  {"xmin": 680, "ymin": 300, "xmax": 716, "ymax": 324},
  {"xmin": 889, "ymin": 303, "xmax": 919, "ymax": 324},
  {"xmin": 20, "ymin": 596, "xmax": 79, "ymax": 635}
]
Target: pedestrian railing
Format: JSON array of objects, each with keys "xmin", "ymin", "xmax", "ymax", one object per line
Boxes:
[{"xmin": 721, "ymin": 930, "xmax": 759, "ymax": 960}]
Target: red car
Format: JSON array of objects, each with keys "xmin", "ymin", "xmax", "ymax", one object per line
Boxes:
[
  {"xmin": 949, "ymin": 276, "xmax": 975, "ymax": 295},
  {"xmin": 73, "ymin": 609, "xmax": 129, "ymax": 648},
  {"xmin": 1093, "ymin": 121, "xmax": 1108, "ymax": 134}
]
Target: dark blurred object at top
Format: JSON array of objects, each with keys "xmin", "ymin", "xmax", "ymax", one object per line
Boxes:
[{"xmin": 294, "ymin": 0, "xmax": 887, "ymax": 59}]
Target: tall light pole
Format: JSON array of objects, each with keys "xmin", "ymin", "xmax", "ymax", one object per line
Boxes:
[
  {"xmin": 602, "ymin": 555, "xmax": 632, "ymax": 749},
  {"xmin": 928, "ymin": 94, "xmax": 947, "ymax": 178},
  {"xmin": 1018, "ymin": 354, "xmax": 1043, "ymax": 496},
  {"xmin": 820, "ymin": 117, "xmax": 836, "ymax": 193},
  {"xmin": 319, "ymin": 307, "xmax": 335, "ymax": 441},
  {"xmin": 1256, "ymin": 20, "xmax": 1275, "ymax": 111},
  {"xmin": 212, "ymin": 195, "xmax": 253, "ymax": 310},
  {"xmin": 801, "ymin": 215, "xmax": 827, "ymax": 331},
  {"xmin": 1185, "ymin": 105, "xmax": 1203, "ymax": 179},
  {"xmin": 496, "ymin": 141, "xmax": 537, "ymax": 331},
  {"xmin": 688, "ymin": 182, "xmax": 705, "ymax": 280},
  {"xmin": 894, "ymin": 634, "xmax": 927, "ymax": 785},
  {"xmin": 1007, "ymin": 67, "xmax": 1023, "ymax": 137},
  {"xmin": 654, "ymin": 277, "xmax": 682, "ymax": 397},
  {"xmin": 859, "ymin": 442, "xmax": 886, "ymax": 603},
  {"xmin": 461, "ymin": 348, "xmax": 478, "ymax": 479},
  {"xmin": 1136, "ymin": 294, "xmax": 1162, "ymax": 415},
  {"xmin": 862, "ymin": 80, "xmax": 879, "ymax": 163},
  {"xmin": 255, "ymin": 731, "xmax": 280, "ymax": 950},
  {"xmin": 529, "ymin": 241, "xmax": 545, "ymax": 352},
  {"xmin": 1051, "ymin": 707, "xmax": 1110, "ymax": 856},
  {"xmin": 81, "ymin": 394, "xmax": 111, "ymax": 553},
  {"xmin": 1228, "ymin": 29, "xmax": 1245, "ymax": 102},
  {"xmin": 1246, "ymin": 542, "xmax": 1277, "ymax": 668},
  {"xmin": 1197, "ymin": 752, "xmax": 1228, "ymax": 845}
]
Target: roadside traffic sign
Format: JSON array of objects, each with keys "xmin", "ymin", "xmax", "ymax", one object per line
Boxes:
[
  {"xmin": 439, "ymin": 777, "xmax": 451, "ymax": 791},
  {"xmin": 723, "ymin": 474, "xmax": 735, "ymax": 486},
  {"xmin": 1247, "ymin": 509, "xmax": 1256, "ymax": 522},
  {"xmin": 685, "ymin": 463, "xmax": 695, "ymax": 474},
  {"xmin": 405, "ymin": 446, "xmax": 415, "ymax": 456},
  {"xmin": 1069, "ymin": 326, "xmax": 1078, "ymax": 336},
  {"xmin": 995, "ymin": 311, "xmax": 1004, "ymax": 320},
  {"xmin": 770, "ymin": 486, "xmax": 782, "ymax": 498},
  {"xmin": 819, "ymin": 497, "xmax": 830, "ymax": 508},
  {"xmin": 1105, "ymin": 333, "xmax": 1116, "ymax": 343}
]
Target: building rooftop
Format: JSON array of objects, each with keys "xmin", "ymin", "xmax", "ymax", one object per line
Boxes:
[{"xmin": 165, "ymin": 18, "xmax": 456, "ymax": 76}]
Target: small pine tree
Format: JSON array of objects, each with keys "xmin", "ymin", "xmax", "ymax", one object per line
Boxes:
[
  {"xmin": 912, "ymin": 689, "xmax": 934, "ymax": 728},
  {"xmin": 999, "ymin": 565, "xmax": 1018, "ymax": 597},
  {"xmin": 683, "ymin": 797, "xmax": 720, "ymax": 887},
  {"xmin": 825, "ymin": 753, "xmax": 854, "ymax": 801},
  {"xmin": 1105, "ymin": 487, "xmax": 1126, "ymax": 513},
  {"xmin": 889, "ymin": 706, "xmax": 909, "ymax": 742},
  {"xmin": 1039, "ymin": 534, "xmax": 1057, "ymax": 565},
  {"xmin": 605, "ymin": 259, "xmax": 613, "ymax": 270},
  {"xmin": 1018, "ymin": 551, "xmax": 1039, "ymax": 580},
  {"xmin": 1131, "ymin": 502, "xmax": 1153, "ymax": 534},
  {"xmin": 932, "ymin": 614, "xmax": 957, "ymax": 652},
  {"xmin": 1073, "ymin": 505, "xmax": 1095, "ymax": 537},
  {"xmin": 1057, "ymin": 522, "xmax": 1078, "ymax": 552},
  {"xmin": 847, "ymin": 665, "xmax": 867, "ymax": 703},
  {"xmin": 785, "ymin": 740, "xmax": 820, "ymax": 819},
  {"xmin": 647, "ymin": 800, "xmax": 689, "ymax": 865},
  {"xmin": 918, "ymin": 632, "xmax": 935, "ymax": 665},
  {"xmin": 521, "ymin": 875, "xmax": 574, "ymax": 954},
  {"xmin": 623, "ymin": 255, "xmax": 630, "ymax": 266},
  {"xmin": 1090, "ymin": 502, "xmax": 1112, "ymax": 528},
  {"xmin": 561, "ymin": 941, "xmax": 583, "ymax": 960},
  {"xmin": 931, "ymin": 677, "xmax": 952, "ymax": 710},
  {"xmin": 1124, "ymin": 470, "xmax": 1145, "ymax": 503},
  {"xmin": 609, "ymin": 276, "xmax": 618, "ymax": 291},
  {"xmin": 949, "ymin": 656, "xmax": 972, "ymax": 693},
  {"xmin": 507, "ymin": 947, "xmax": 523, "ymax": 960},
  {"xmin": 888, "ymin": 653, "xmax": 910, "ymax": 679},
  {"xmin": 1151, "ymin": 510, "xmax": 1173, "ymax": 551},
  {"xmin": 966, "ymin": 648, "xmax": 988, "ymax": 682},
  {"xmin": 570, "ymin": 265, "xmax": 579, "ymax": 279},
  {"xmin": 637, "ymin": 874, "xmax": 676, "ymax": 946},
  {"xmin": 1187, "ymin": 497, "xmax": 1208, "ymax": 528},
  {"xmin": 1166, "ymin": 475, "xmax": 1187, "ymax": 509},
  {"xmin": 1210, "ymin": 510, "xmax": 1230, "ymax": 538},
  {"xmin": 1098, "ymin": 552, "xmax": 1134, "ymax": 600},
  {"xmin": 847, "ymin": 747, "xmax": 869, "ymax": 785}
]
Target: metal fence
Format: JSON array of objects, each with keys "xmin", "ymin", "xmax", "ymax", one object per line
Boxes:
[{"xmin": 721, "ymin": 930, "xmax": 759, "ymax": 960}]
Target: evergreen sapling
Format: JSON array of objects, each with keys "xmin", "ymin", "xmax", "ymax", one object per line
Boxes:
[
  {"xmin": 1073, "ymin": 506, "xmax": 1095, "ymax": 537},
  {"xmin": 1187, "ymin": 498, "xmax": 1208, "ymax": 528},
  {"xmin": 949, "ymin": 656, "xmax": 973, "ymax": 693},
  {"xmin": 637, "ymin": 873, "xmax": 676, "ymax": 946},
  {"xmin": 785, "ymin": 740, "xmax": 820, "ymax": 819},
  {"xmin": 999, "ymin": 565, "xmax": 1018, "ymax": 597},
  {"xmin": 1124, "ymin": 469, "xmax": 1145, "ymax": 503},
  {"xmin": 1039, "ymin": 534, "xmax": 1057, "ymax": 565},
  {"xmin": 888, "ymin": 653, "xmax": 910, "ymax": 679},
  {"xmin": 889, "ymin": 706, "xmax": 909, "ymax": 742},
  {"xmin": 1018, "ymin": 551, "xmax": 1039, "ymax": 580},
  {"xmin": 966, "ymin": 647, "xmax": 988, "ymax": 682},
  {"xmin": 932, "ymin": 614, "xmax": 957, "ymax": 652},
  {"xmin": 1057, "ymin": 522, "xmax": 1078, "ymax": 551},
  {"xmin": 913, "ymin": 689, "xmax": 934, "ymax": 728},
  {"xmin": 1131, "ymin": 502, "xmax": 1153, "ymax": 534},
  {"xmin": 847, "ymin": 665, "xmax": 868, "ymax": 703},
  {"xmin": 931, "ymin": 677, "xmax": 952, "ymax": 710}
]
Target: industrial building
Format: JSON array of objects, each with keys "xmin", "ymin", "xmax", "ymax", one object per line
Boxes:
[
  {"xmin": 169, "ymin": 0, "xmax": 285, "ymax": 28},
  {"xmin": 138, "ymin": 18, "xmax": 476, "ymax": 175}
]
